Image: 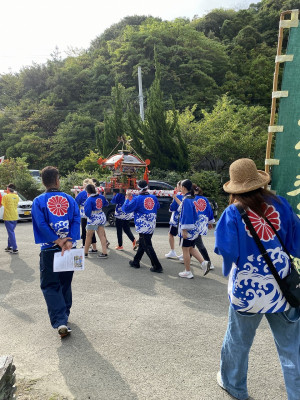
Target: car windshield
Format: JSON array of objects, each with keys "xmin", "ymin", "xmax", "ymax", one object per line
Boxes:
[
  {"xmin": 18, "ymin": 193, "xmax": 27, "ymax": 201},
  {"xmin": 0, "ymin": 191, "xmax": 27, "ymax": 202},
  {"xmin": 30, "ymin": 170, "xmax": 40, "ymax": 177}
]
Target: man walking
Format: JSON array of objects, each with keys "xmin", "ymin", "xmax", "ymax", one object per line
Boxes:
[
  {"xmin": 2, "ymin": 183, "xmax": 19, "ymax": 254},
  {"xmin": 122, "ymin": 180, "xmax": 163, "ymax": 273},
  {"xmin": 32, "ymin": 166, "xmax": 80, "ymax": 338}
]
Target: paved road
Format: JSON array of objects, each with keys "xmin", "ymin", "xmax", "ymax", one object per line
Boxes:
[{"xmin": 0, "ymin": 222, "xmax": 287, "ymax": 400}]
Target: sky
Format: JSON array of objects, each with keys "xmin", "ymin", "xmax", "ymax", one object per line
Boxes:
[{"xmin": 0, "ymin": 0, "xmax": 254, "ymax": 74}]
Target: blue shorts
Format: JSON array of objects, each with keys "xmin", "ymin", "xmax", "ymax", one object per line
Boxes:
[{"xmin": 86, "ymin": 224, "xmax": 102, "ymax": 231}]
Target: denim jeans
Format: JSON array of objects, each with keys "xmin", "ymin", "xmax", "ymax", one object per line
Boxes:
[
  {"xmin": 4, "ymin": 220, "xmax": 17, "ymax": 250},
  {"xmin": 40, "ymin": 249, "xmax": 74, "ymax": 329},
  {"xmin": 220, "ymin": 305, "xmax": 300, "ymax": 400}
]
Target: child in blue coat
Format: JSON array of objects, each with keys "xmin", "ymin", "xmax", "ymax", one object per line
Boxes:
[
  {"xmin": 122, "ymin": 180, "xmax": 163, "ymax": 273},
  {"xmin": 165, "ymin": 181, "xmax": 183, "ymax": 259},
  {"xmin": 176, "ymin": 179, "xmax": 211, "ymax": 279},
  {"xmin": 75, "ymin": 178, "xmax": 97, "ymax": 252},
  {"xmin": 193, "ymin": 184, "xmax": 215, "ymax": 269},
  {"xmin": 84, "ymin": 184, "xmax": 108, "ymax": 258},
  {"xmin": 111, "ymin": 188, "xmax": 137, "ymax": 250}
]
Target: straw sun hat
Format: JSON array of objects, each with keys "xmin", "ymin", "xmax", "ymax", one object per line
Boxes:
[{"xmin": 223, "ymin": 158, "xmax": 270, "ymax": 194}]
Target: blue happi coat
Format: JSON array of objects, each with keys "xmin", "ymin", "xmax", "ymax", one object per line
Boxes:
[
  {"xmin": 84, "ymin": 193, "xmax": 108, "ymax": 226},
  {"xmin": 193, "ymin": 195, "xmax": 215, "ymax": 236},
  {"xmin": 169, "ymin": 193, "xmax": 183, "ymax": 226},
  {"xmin": 110, "ymin": 193, "xmax": 134, "ymax": 220},
  {"xmin": 122, "ymin": 193, "xmax": 160, "ymax": 234},
  {"xmin": 178, "ymin": 194, "xmax": 201, "ymax": 240},
  {"xmin": 214, "ymin": 196, "xmax": 300, "ymax": 313},
  {"xmin": 32, "ymin": 191, "xmax": 81, "ymax": 250},
  {"xmin": 75, "ymin": 190, "xmax": 87, "ymax": 218}
]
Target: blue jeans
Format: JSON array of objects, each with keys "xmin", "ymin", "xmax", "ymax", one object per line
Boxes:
[
  {"xmin": 40, "ymin": 249, "xmax": 74, "ymax": 329},
  {"xmin": 221, "ymin": 305, "xmax": 300, "ymax": 400},
  {"xmin": 4, "ymin": 220, "xmax": 17, "ymax": 250}
]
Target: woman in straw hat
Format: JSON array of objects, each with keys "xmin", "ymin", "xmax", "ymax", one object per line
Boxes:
[{"xmin": 214, "ymin": 158, "xmax": 300, "ymax": 400}]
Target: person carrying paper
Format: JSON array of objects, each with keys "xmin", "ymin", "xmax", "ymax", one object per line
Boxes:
[{"xmin": 32, "ymin": 166, "xmax": 80, "ymax": 338}]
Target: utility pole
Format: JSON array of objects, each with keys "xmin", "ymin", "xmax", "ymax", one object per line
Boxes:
[{"xmin": 138, "ymin": 66, "xmax": 144, "ymax": 121}]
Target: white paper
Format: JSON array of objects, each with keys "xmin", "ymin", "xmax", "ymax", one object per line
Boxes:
[{"xmin": 53, "ymin": 248, "xmax": 85, "ymax": 272}]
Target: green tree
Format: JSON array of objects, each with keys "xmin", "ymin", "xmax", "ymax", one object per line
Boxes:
[
  {"xmin": 76, "ymin": 150, "xmax": 102, "ymax": 173},
  {"xmin": 186, "ymin": 95, "xmax": 269, "ymax": 172},
  {"xmin": 51, "ymin": 112, "xmax": 98, "ymax": 174},
  {"xmin": 130, "ymin": 62, "xmax": 189, "ymax": 171},
  {"xmin": 101, "ymin": 82, "xmax": 129, "ymax": 156},
  {"xmin": 0, "ymin": 158, "xmax": 39, "ymax": 200}
]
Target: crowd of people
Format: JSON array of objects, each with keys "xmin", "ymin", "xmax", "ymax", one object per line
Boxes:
[
  {"xmin": 73, "ymin": 176, "xmax": 215, "ymax": 278},
  {"xmin": 28, "ymin": 168, "xmax": 216, "ymax": 338},
  {"xmin": 4, "ymin": 158, "xmax": 300, "ymax": 399}
]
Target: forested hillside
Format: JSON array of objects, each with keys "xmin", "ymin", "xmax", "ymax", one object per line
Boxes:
[{"xmin": 0, "ymin": 0, "xmax": 298, "ymax": 178}]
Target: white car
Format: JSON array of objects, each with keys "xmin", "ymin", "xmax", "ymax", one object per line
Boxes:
[{"xmin": 0, "ymin": 190, "xmax": 33, "ymax": 221}]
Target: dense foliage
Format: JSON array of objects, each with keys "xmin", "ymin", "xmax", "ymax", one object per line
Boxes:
[{"xmin": 0, "ymin": 0, "xmax": 296, "ymax": 197}]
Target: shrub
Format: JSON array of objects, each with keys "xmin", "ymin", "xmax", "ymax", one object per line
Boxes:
[
  {"xmin": 0, "ymin": 158, "xmax": 40, "ymax": 200},
  {"xmin": 59, "ymin": 170, "xmax": 110, "ymax": 196},
  {"xmin": 190, "ymin": 170, "xmax": 221, "ymax": 199}
]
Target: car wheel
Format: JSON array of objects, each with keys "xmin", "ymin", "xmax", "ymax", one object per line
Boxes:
[{"xmin": 107, "ymin": 210, "xmax": 116, "ymax": 227}]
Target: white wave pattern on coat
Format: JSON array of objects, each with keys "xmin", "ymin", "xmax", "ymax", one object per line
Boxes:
[{"xmin": 229, "ymin": 246, "xmax": 290, "ymax": 313}]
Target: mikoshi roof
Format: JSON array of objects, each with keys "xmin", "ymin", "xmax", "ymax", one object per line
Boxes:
[{"xmin": 104, "ymin": 151, "xmax": 146, "ymax": 167}]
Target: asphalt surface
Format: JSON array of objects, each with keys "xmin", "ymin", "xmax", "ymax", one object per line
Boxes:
[{"xmin": 0, "ymin": 222, "xmax": 287, "ymax": 400}]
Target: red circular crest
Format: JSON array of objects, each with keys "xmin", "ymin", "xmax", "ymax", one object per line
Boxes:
[
  {"xmin": 96, "ymin": 198, "xmax": 103, "ymax": 209},
  {"xmin": 47, "ymin": 195, "xmax": 69, "ymax": 216},
  {"xmin": 144, "ymin": 197, "xmax": 155, "ymax": 210},
  {"xmin": 194, "ymin": 198, "xmax": 207, "ymax": 213},
  {"xmin": 246, "ymin": 204, "xmax": 280, "ymax": 242}
]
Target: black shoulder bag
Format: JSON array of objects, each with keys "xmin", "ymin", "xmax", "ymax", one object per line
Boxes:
[{"xmin": 236, "ymin": 204, "xmax": 300, "ymax": 308}]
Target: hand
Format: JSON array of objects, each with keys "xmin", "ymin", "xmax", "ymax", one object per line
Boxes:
[
  {"xmin": 61, "ymin": 240, "xmax": 73, "ymax": 256},
  {"xmin": 182, "ymin": 230, "xmax": 188, "ymax": 239},
  {"xmin": 126, "ymin": 190, "xmax": 132, "ymax": 200},
  {"xmin": 54, "ymin": 237, "xmax": 72, "ymax": 256},
  {"xmin": 208, "ymin": 224, "xmax": 213, "ymax": 230}
]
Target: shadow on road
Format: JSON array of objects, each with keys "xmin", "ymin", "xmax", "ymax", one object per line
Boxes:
[
  {"xmin": 0, "ymin": 254, "xmax": 35, "ymax": 322},
  {"xmin": 87, "ymin": 251, "xmax": 159, "ymax": 297},
  {"xmin": 57, "ymin": 323, "xmax": 138, "ymax": 400}
]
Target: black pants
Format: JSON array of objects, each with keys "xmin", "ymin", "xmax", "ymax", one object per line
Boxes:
[
  {"xmin": 116, "ymin": 218, "xmax": 135, "ymax": 246},
  {"xmin": 194, "ymin": 235, "xmax": 210, "ymax": 261},
  {"xmin": 81, "ymin": 218, "xmax": 96, "ymax": 245},
  {"xmin": 133, "ymin": 233, "xmax": 162, "ymax": 270}
]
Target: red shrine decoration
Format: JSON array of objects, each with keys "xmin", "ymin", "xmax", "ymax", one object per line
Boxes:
[{"xmin": 97, "ymin": 140, "xmax": 151, "ymax": 193}]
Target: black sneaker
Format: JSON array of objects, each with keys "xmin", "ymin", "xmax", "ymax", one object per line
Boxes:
[
  {"xmin": 89, "ymin": 249, "xmax": 98, "ymax": 253},
  {"xmin": 129, "ymin": 260, "xmax": 140, "ymax": 269},
  {"xmin": 5, "ymin": 247, "xmax": 12, "ymax": 252},
  {"xmin": 106, "ymin": 241, "xmax": 110, "ymax": 248},
  {"xmin": 85, "ymin": 253, "xmax": 88, "ymax": 258},
  {"xmin": 97, "ymin": 253, "xmax": 108, "ymax": 258},
  {"xmin": 10, "ymin": 249, "xmax": 19, "ymax": 254},
  {"xmin": 150, "ymin": 267, "xmax": 163, "ymax": 273}
]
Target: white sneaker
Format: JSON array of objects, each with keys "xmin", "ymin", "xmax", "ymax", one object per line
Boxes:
[
  {"xmin": 202, "ymin": 261, "xmax": 211, "ymax": 276},
  {"xmin": 210, "ymin": 263, "xmax": 215, "ymax": 270},
  {"xmin": 178, "ymin": 270, "xmax": 194, "ymax": 279},
  {"xmin": 165, "ymin": 250, "xmax": 178, "ymax": 259},
  {"xmin": 178, "ymin": 255, "xmax": 184, "ymax": 263}
]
